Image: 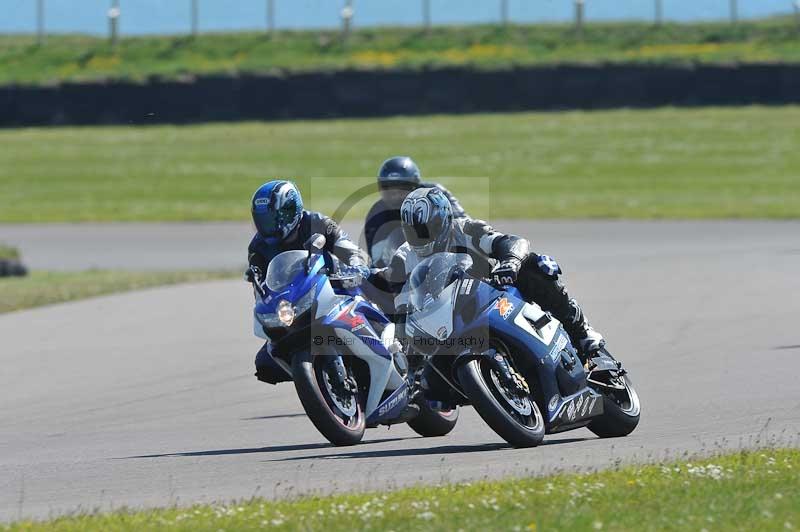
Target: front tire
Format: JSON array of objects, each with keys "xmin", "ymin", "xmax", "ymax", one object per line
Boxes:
[
  {"xmin": 457, "ymin": 358, "xmax": 545, "ymax": 448},
  {"xmin": 407, "ymin": 402, "xmax": 459, "ymax": 437},
  {"xmin": 588, "ymin": 374, "xmax": 640, "ymax": 438},
  {"xmin": 292, "ymin": 350, "xmax": 365, "ymax": 446}
]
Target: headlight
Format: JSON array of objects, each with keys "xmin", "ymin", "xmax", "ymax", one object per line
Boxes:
[
  {"xmin": 277, "ymin": 300, "xmax": 295, "ymax": 326},
  {"xmin": 256, "ymin": 288, "xmax": 316, "ymax": 328}
]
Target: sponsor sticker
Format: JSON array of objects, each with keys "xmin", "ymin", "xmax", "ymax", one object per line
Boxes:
[
  {"xmin": 559, "ymin": 393, "xmax": 599, "ymax": 423},
  {"xmin": 548, "ymin": 395, "xmax": 559, "ymax": 412},
  {"xmin": 582, "ymin": 395, "xmax": 597, "ymax": 417},
  {"xmin": 336, "ymin": 301, "xmax": 366, "ymax": 330},
  {"xmin": 254, "ymin": 198, "xmax": 269, "ymax": 207},
  {"xmin": 460, "ymin": 278, "xmax": 474, "ymax": 295},
  {"xmin": 496, "ymin": 297, "xmax": 515, "ymax": 319},
  {"xmin": 436, "ymin": 326, "xmax": 448, "ymax": 340},
  {"xmin": 566, "ymin": 401, "xmax": 577, "ymax": 421},
  {"xmin": 548, "ymin": 333, "xmax": 569, "ymax": 362},
  {"xmin": 378, "ymin": 387, "xmax": 408, "ymax": 417}
]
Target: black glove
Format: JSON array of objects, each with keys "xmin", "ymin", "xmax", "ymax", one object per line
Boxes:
[
  {"xmin": 338, "ymin": 264, "xmax": 370, "ymax": 288},
  {"xmin": 491, "ymin": 259, "xmax": 521, "ymax": 287},
  {"xmin": 245, "ymin": 265, "xmax": 262, "ymax": 284}
]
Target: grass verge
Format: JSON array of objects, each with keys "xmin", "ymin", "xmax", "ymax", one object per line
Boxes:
[
  {"xmin": 0, "ymin": 244, "xmax": 20, "ymax": 260},
  {"xmin": 2, "ymin": 18, "xmax": 800, "ymax": 85},
  {"xmin": 0, "ymin": 270, "xmax": 235, "ymax": 314},
  {"xmin": 4, "ymin": 448, "xmax": 798, "ymax": 530},
  {"xmin": 1, "ymin": 106, "xmax": 799, "ymax": 221}
]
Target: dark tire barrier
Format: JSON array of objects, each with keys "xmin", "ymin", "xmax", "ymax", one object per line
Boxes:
[
  {"xmin": 0, "ymin": 259, "xmax": 27, "ymax": 277},
  {"xmin": 2, "ymin": 64, "xmax": 800, "ymax": 126}
]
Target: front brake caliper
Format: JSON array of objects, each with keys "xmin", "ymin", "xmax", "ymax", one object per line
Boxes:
[{"xmin": 486, "ymin": 350, "xmax": 530, "ymax": 395}]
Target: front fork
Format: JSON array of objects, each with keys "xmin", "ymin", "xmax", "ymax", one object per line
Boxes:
[
  {"xmin": 482, "ymin": 348, "xmax": 530, "ymax": 396},
  {"xmin": 324, "ymin": 354, "xmax": 357, "ymax": 395}
]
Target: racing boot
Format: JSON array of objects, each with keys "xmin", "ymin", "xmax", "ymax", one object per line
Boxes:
[
  {"xmin": 556, "ymin": 300, "xmax": 606, "ymax": 363},
  {"xmin": 561, "ymin": 298, "xmax": 606, "ymax": 360}
]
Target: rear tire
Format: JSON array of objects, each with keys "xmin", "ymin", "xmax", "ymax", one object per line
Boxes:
[
  {"xmin": 292, "ymin": 350, "xmax": 365, "ymax": 446},
  {"xmin": 457, "ymin": 358, "xmax": 545, "ymax": 448},
  {"xmin": 588, "ymin": 375, "xmax": 640, "ymax": 438},
  {"xmin": 407, "ymin": 403, "xmax": 459, "ymax": 437}
]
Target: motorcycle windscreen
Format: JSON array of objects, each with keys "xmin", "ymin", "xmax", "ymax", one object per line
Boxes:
[
  {"xmin": 265, "ymin": 250, "xmax": 309, "ymax": 292},
  {"xmin": 408, "ymin": 282, "xmax": 459, "ymax": 339},
  {"xmin": 407, "ymin": 252, "xmax": 473, "ymax": 312}
]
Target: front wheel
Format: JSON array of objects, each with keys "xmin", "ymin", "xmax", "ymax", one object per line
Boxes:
[
  {"xmin": 292, "ymin": 349, "xmax": 365, "ymax": 446},
  {"xmin": 407, "ymin": 402, "xmax": 459, "ymax": 437},
  {"xmin": 587, "ymin": 374, "xmax": 641, "ymax": 438},
  {"xmin": 457, "ymin": 357, "xmax": 545, "ymax": 448}
]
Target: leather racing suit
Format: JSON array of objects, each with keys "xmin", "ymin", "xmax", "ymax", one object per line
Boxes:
[{"xmin": 249, "ymin": 210, "xmax": 366, "ymax": 384}]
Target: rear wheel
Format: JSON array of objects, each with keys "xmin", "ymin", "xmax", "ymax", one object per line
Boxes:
[
  {"xmin": 407, "ymin": 402, "xmax": 459, "ymax": 437},
  {"xmin": 292, "ymin": 349, "xmax": 365, "ymax": 446},
  {"xmin": 588, "ymin": 374, "xmax": 640, "ymax": 438},
  {"xmin": 457, "ymin": 355, "xmax": 545, "ymax": 448}
]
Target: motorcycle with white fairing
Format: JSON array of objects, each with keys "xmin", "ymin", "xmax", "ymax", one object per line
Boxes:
[{"xmin": 250, "ymin": 234, "xmax": 458, "ymax": 446}]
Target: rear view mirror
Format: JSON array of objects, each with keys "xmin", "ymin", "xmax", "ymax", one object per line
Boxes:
[
  {"xmin": 304, "ymin": 233, "xmax": 326, "ymax": 273},
  {"xmin": 306, "ymin": 233, "xmax": 326, "ymax": 252}
]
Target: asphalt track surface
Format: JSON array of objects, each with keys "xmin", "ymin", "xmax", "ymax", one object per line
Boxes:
[{"xmin": 2, "ymin": 221, "xmax": 800, "ymax": 521}]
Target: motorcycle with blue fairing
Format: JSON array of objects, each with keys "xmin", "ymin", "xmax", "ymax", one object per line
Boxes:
[
  {"xmin": 250, "ymin": 234, "xmax": 458, "ymax": 446},
  {"xmin": 404, "ymin": 252, "xmax": 640, "ymax": 448}
]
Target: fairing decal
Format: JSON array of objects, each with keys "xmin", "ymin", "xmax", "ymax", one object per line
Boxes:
[
  {"xmin": 366, "ymin": 383, "xmax": 410, "ymax": 426},
  {"xmin": 548, "ymin": 388, "xmax": 604, "ymax": 427}
]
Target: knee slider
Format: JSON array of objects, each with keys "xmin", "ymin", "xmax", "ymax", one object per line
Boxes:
[{"xmin": 535, "ymin": 254, "xmax": 562, "ymax": 279}]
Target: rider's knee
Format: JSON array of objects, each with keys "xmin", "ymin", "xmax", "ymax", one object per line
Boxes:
[{"xmin": 520, "ymin": 252, "xmax": 562, "ymax": 281}]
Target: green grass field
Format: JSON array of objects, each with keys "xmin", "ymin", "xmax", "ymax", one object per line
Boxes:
[
  {"xmin": 1, "ymin": 106, "xmax": 798, "ymax": 222},
  {"xmin": 2, "ymin": 18, "xmax": 800, "ymax": 85},
  {"xmin": 0, "ymin": 270, "xmax": 234, "ymax": 314},
  {"xmin": 4, "ymin": 449, "xmax": 798, "ymax": 531},
  {"xmin": 0, "ymin": 244, "xmax": 20, "ymax": 260}
]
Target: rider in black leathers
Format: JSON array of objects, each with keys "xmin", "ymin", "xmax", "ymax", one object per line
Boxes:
[
  {"xmin": 248, "ymin": 180, "xmax": 369, "ymax": 384},
  {"xmin": 364, "ymin": 156, "xmax": 467, "ymax": 268},
  {"xmin": 380, "ymin": 187, "xmax": 605, "ymax": 358}
]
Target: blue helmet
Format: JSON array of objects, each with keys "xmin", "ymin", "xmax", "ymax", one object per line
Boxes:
[
  {"xmin": 251, "ymin": 180, "xmax": 304, "ymax": 243},
  {"xmin": 400, "ymin": 187, "xmax": 453, "ymax": 257}
]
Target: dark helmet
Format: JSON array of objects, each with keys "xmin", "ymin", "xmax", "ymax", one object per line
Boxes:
[
  {"xmin": 251, "ymin": 180, "xmax": 303, "ymax": 244},
  {"xmin": 377, "ymin": 156, "xmax": 422, "ymax": 209},
  {"xmin": 400, "ymin": 187, "xmax": 453, "ymax": 257}
]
